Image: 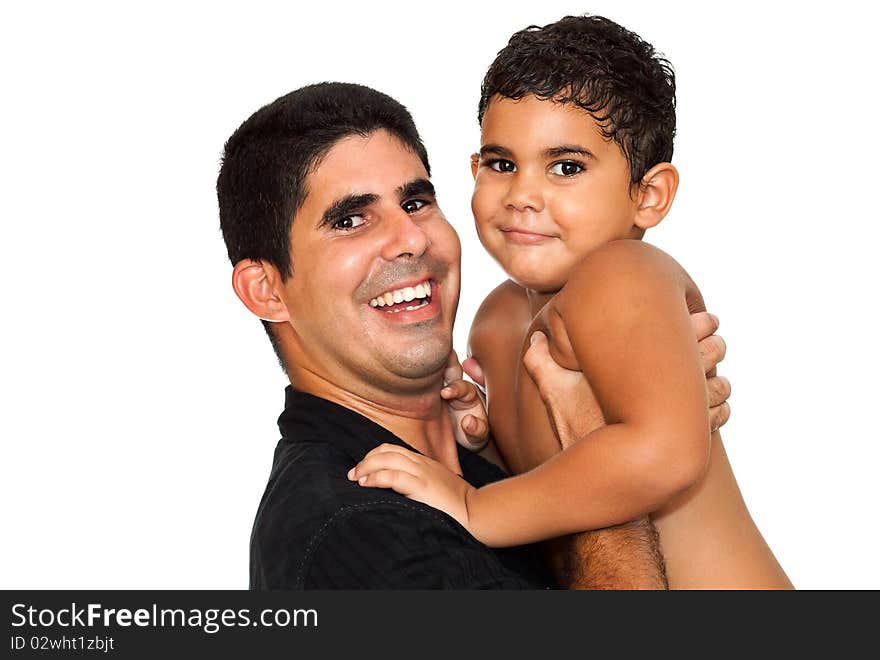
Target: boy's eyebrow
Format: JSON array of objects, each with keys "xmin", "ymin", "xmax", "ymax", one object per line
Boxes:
[
  {"xmin": 544, "ymin": 144, "xmax": 596, "ymax": 159},
  {"xmin": 478, "ymin": 144, "xmax": 596, "ymax": 160},
  {"xmin": 398, "ymin": 178, "xmax": 436, "ymax": 200},
  {"xmin": 319, "ymin": 192, "xmax": 378, "ymax": 229},
  {"xmin": 478, "ymin": 144, "xmax": 513, "ymax": 158}
]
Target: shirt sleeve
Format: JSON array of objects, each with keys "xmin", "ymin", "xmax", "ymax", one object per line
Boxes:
[{"xmin": 299, "ymin": 501, "xmax": 539, "ymax": 589}]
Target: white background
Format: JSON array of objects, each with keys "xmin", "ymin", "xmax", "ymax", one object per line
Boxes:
[{"xmin": 2, "ymin": 1, "xmax": 878, "ymax": 589}]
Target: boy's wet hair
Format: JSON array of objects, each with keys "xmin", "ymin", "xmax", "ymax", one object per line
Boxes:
[{"xmin": 478, "ymin": 15, "xmax": 676, "ymax": 185}]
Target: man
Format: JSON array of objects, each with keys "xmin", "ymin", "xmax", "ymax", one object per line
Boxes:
[{"xmin": 216, "ymin": 82, "xmax": 729, "ymax": 589}]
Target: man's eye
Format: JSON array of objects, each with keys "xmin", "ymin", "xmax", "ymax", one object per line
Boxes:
[
  {"xmin": 550, "ymin": 161, "xmax": 584, "ymax": 176},
  {"xmin": 402, "ymin": 199, "xmax": 427, "ymax": 214},
  {"xmin": 488, "ymin": 159, "xmax": 516, "ymax": 173},
  {"xmin": 332, "ymin": 215, "xmax": 365, "ymax": 230}
]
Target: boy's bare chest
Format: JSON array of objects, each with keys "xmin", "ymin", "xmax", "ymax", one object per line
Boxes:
[{"xmin": 485, "ymin": 300, "xmax": 586, "ymax": 475}]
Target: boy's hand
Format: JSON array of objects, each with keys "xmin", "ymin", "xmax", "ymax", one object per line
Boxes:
[
  {"xmin": 690, "ymin": 312, "xmax": 731, "ymax": 432},
  {"xmin": 442, "ymin": 351, "xmax": 490, "ymax": 452},
  {"xmin": 349, "ymin": 444, "xmax": 475, "ymax": 533},
  {"xmin": 461, "ymin": 356, "xmax": 486, "ymax": 389}
]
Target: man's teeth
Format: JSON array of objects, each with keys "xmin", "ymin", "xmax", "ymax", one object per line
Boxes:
[{"xmin": 369, "ymin": 280, "xmax": 432, "ymax": 309}]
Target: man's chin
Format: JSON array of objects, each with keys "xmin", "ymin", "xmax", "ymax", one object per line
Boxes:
[{"xmin": 384, "ymin": 341, "xmax": 452, "ymax": 382}]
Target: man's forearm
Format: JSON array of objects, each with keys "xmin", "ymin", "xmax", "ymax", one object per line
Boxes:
[{"xmin": 544, "ymin": 516, "xmax": 668, "ymax": 590}]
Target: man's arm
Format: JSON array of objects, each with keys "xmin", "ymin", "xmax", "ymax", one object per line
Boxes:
[
  {"xmin": 543, "ymin": 520, "xmax": 668, "ymax": 590},
  {"xmin": 522, "ymin": 330, "xmax": 667, "ymax": 588}
]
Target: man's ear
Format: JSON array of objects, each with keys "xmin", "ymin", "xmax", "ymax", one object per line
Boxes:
[
  {"xmin": 470, "ymin": 153, "xmax": 480, "ymax": 180},
  {"xmin": 231, "ymin": 259, "xmax": 290, "ymax": 323},
  {"xmin": 634, "ymin": 162, "xmax": 679, "ymax": 231}
]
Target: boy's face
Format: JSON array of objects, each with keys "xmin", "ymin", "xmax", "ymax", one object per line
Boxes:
[{"xmin": 471, "ymin": 95, "xmax": 642, "ymax": 293}]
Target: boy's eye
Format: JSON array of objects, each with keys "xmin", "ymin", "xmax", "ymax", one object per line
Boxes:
[
  {"xmin": 488, "ymin": 159, "xmax": 516, "ymax": 173},
  {"xmin": 402, "ymin": 199, "xmax": 427, "ymax": 213},
  {"xmin": 550, "ymin": 161, "xmax": 584, "ymax": 176},
  {"xmin": 332, "ymin": 214, "xmax": 366, "ymax": 230}
]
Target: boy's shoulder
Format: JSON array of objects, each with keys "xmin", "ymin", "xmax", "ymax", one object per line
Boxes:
[
  {"xmin": 580, "ymin": 238, "xmax": 681, "ymax": 269},
  {"xmin": 468, "ymin": 279, "xmax": 531, "ymax": 354},
  {"xmin": 555, "ymin": 239, "xmax": 701, "ymax": 322},
  {"xmin": 554, "ymin": 239, "xmax": 698, "ymax": 318},
  {"xmin": 561, "ymin": 240, "xmax": 689, "ymax": 298}
]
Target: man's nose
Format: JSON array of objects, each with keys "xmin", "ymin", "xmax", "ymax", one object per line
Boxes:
[
  {"xmin": 380, "ymin": 209, "xmax": 429, "ymax": 261},
  {"xmin": 503, "ymin": 169, "xmax": 545, "ymax": 213}
]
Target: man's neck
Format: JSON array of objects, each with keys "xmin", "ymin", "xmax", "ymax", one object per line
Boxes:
[{"xmin": 288, "ymin": 369, "xmax": 463, "ymax": 474}]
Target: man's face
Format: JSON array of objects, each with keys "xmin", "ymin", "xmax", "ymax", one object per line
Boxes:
[
  {"xmin": 471, "ymin": 95, "xmax": 642, "ymax": 293},
  {"xmin": 281, "ymin": 130, "xmax": 461, "ymax": 394}
]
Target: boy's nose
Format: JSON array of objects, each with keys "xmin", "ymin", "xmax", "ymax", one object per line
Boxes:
[
  {"xmin": 380, "ymin": 209, "xmax": 429, "ymax": 261},
  {"xmin": 503, "ymin": 172, "xmax": 545, "ymax": 213}
]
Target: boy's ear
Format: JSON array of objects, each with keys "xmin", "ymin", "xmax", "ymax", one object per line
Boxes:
[
  {"xmin": 634, "ymin": 162, "xmax": 679, "ymax": 230},
  {"xmin": 231, "ymin": 259, "xmax": 290, "ymax": 323},
  {"xmin": 470, "ymin": 153, "xmax": 479, "ymax": 180}
]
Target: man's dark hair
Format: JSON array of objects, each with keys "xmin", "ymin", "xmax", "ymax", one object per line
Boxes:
[
  {"xmin": 216, "ymin": 82, "xmax": 431, "ymax": 368},
  {"xmin": 477, "ymin": 15, "xmax": 676, "ymax": 185}
]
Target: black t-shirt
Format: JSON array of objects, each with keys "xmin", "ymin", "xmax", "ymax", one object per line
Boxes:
[{"xmin": 249, "ymin": 388, "xmax": 556, "ymax": 589}]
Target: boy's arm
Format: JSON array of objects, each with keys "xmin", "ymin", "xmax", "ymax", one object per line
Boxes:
[
  {"xmin": 467, "ymin": 284, "xmax": 729, "ymax": 467},
  {"xmin": 525, "ymin": 319, "xmax": 731, "ymax": 448},
  {"xmin": 461, "ymin": 241, "xmax": 710, "ymax": 545}
]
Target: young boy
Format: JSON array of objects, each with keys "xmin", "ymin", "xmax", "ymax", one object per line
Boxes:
[{"xmin": 351, "ymin": 15, "xmax": 791, "ymax": 589}]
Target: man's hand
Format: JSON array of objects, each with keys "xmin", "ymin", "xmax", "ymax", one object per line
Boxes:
[
  {"xmin": 522, "ymin": 332, "xmax": 603, "ymax": 449},
  {"xmin": 442, "ymin": 351, "xmax": 490, "ymax": 452},
  {"xmin": 524, "ymin": 311, "xmax": 732, "ymax": 448},
  {"xmin": 690, "ymin": 312, "xmax": 731, "ymax": 432},
  {"xmin": 349, "ymin": 444, "xmax": 476, "ymax": 533}
]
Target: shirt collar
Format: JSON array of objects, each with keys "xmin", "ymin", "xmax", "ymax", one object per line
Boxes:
[
  {"xmin": 278, "ymin": 386, "xmax": 428, "ymax": 465},
  {"xmin": 277, "ymin": 386, "xmax": 505, "ymax": 482}
]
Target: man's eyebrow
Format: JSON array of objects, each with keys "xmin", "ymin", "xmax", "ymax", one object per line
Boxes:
[
  {"xmin": 397, "ymin": 178, "xmax": 436, "ymax": 200},
  {"xmin": 478, "ymin": 144, "xmax": 513, "ymax": 158},
  {"xmin": 544, "ymin": 144, "xmax": 596, "ymax": 159},
  {"xmin": 319, "ymin": 192, "xmax": 378, "ymax": 229}
]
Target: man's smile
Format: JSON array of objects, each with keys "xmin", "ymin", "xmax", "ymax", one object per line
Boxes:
[
  {"xmin": 369, "ymin": 278, "xmax": 432, "ymax": 309},
  {"xmin": 368, "ymin": 278, "xmax": 441, "ymax": 323}
]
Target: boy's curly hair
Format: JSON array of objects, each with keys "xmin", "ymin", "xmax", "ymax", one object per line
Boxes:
[{"xmin": 478, "ymin": 15, "xmax": 676, "ymax": 185}]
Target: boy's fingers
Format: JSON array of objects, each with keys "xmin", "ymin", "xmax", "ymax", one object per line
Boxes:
[
  {"xmin": 441, "ymin": 380, "xmax": 478, "ymax": 406},
  {"xmin": 463, "ymin": 414, "xmax": 489, "ymax": 441},
  {"xmin": 356, "ymin": 469, "xmax": 422, "ymax": 495},
  {"xmin": 699, "ymin": 335, "xmax": 727, "ymax": 373},
  {"xmin": 709, "ymin": 401, "xmax": 731, "ymax": 433},
  {"xmin": 706, "ymin": 376, "xmax": 731, "ymax": 408},
  {"xmin": 690, "ymin": 311, "xmax": 720, "ymax": 342},
  {"xmin": 461, "ymin": 357, "xmax": 486, "ymax": 387},
  {"xmin": 350, "ymin": 452, "xmax": 420, "ymax": 481},
  {"xmin": 443, "ymin": 349, "xmax": 463, "ymax": 385}
]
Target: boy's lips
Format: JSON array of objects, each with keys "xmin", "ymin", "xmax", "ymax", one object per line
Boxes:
[{"xmin": 499, "ymin": 227, "xmax": 557, "ymax": 245}]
